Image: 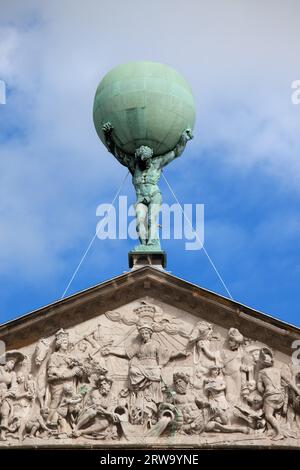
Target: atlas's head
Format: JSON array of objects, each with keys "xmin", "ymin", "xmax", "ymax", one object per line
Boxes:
[{"xmin": 135, "ymin": 145, "xmax": 153, "ymax": 162}]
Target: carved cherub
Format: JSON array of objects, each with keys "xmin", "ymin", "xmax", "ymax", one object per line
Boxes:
[
  {"xmin": 187, "ymin": 320, "xmax": 220, "ymax": 368},
  {"xmin": 203, "ymin": 364, "xmax": 249, "ymax": 434},
  {"xmin": 53, "ymin": 383, "xmax": 83, "ymax": 436}
]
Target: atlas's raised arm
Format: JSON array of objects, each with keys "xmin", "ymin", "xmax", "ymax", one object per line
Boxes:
[
  {"xmin": 102, "ymin": 122, "xmax": 135, "ymax": 174},
  {"xmin": 158, "ymin": 128, "xmax": 193, "ymax": 168}
]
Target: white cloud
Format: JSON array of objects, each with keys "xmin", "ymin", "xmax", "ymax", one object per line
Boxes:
[{"xmin": 0, "ymin": 0, "xmax": 299, "ymax": 286}]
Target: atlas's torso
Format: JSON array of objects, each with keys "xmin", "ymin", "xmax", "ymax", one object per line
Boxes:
[{"xmin": 133, "ymin": 163, "xmax": 161, "ymax": 189}]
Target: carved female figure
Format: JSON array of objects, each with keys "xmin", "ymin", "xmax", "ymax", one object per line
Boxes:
[
  {"xmin": 102, "ymin": 321, "xmax": 189, "ymax": 406},
  {"xmin": 221, "ymin": 328, "xmax": 247, "ymax": 403}
]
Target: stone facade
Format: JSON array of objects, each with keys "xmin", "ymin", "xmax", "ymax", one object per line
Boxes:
[{"xmin": 0, "ymin": 266, "xmax": 299, "ymax": 448}]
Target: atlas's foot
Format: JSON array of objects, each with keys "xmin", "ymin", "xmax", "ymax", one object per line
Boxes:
[
  {"xmin": 133, "ymin": 242, "xmax": 161, "ymax": 252},
  {"xmin": 147, "ymin": 239, "xmax": 161, "ymax": 250},
  {"xmin": 133, "ymin": 243, "xmax": 149, "ymax": 252}
]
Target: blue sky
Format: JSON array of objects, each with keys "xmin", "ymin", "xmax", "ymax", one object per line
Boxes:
[{"xmin": 0, "ymin": 0, "xmax": 299, "ymax": 326}]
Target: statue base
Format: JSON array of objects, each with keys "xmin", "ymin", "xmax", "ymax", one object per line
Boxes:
[{"xmin": 129, "ymin": 251, "xmax": 167, "ymax": 270}]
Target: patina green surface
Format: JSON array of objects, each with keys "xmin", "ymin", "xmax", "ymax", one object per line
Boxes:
[
  {"xmin": 94, "ymin": 62, "xmax": 195, "ymax": 252},
  {"xmin": 102, "ymin": 123, "xmax": 192, "ymax": 251},
  {"xmin": 93, "ymin": 61, "xmax": 195, "ymax": 156}
]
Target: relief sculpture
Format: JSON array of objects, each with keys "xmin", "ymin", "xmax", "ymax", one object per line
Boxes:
[{"xmin": 0, "ymin": 300, "xmax": 299, "ymax": 446}]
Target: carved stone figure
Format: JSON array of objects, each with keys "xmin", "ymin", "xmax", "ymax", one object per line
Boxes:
[
  {"xmin": 257, "ymin": 348, "xmax": 300, "ymax": 440},
  {"xmin": 50, "ymin": 383, "xmax": 83, "ymax": 436},
  {"xmin": 156, "ymin": 368, "xmax": 248, "ymax": 437},
  {"xmin": 0, "ymin": 351, "xmax": 25, "ymax": 440},
  {"xmin": 165, "ymin": 371, "xmax": 205, "ymax": 435},
  {"xmin": 75, "ymin": 376, "xmax": 119, "ymax": 439},
  {"xmin": 188, "ymin": 320, "xmax": 219, "ymax": 369},
  {"xmin": 244, "ymin": 345, "xmax": 262, "ymax": 382},
  {"xmin": 13, "ymin": 371, "xmax": 36, "ymax": 440},
  {"xmin": 23, "ymin": 410, "xmax": 50, "ymax": 439},
  {"xmin": 47, "ymin": 329, "xmax": 83, "ymax": 427},
  {"xmin": 74, "ymin": 333, "xmax": 99, "ymax": 360},
  {"xmin": 102, "ymin": 122, "xmax": 193, "ymax": 251},
  {"xmin": 287, "ymin": 371, "xmax": 300, "ymax": 433},
  {"xmin": 221, "ymin": 328, "xmax": 248, "ymax": 403},
  {"xmin": 34, "ymin": 338, "xmax": 51, "ymax": 409},
  {"xmin": 234, "ymin": 380, "xmax": 265, "ymax": 430},
  {"xmin": 102, "ymin": 319, "xmax": 189, "ymax": 407},
  {"xmin": 0, "ymin": 299, "xmax": 299, "ymax": 447},
  {"xmin": 202, "ymin": 364, "xmax": 248, "ymax": 434}
]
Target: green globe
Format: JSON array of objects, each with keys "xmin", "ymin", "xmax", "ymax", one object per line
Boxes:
[{"xmin": 93, "ymin": 61, "xmax": 195, "ymax": 156}]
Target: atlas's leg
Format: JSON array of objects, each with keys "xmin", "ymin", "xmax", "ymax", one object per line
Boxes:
[
  {"xmin": 147, "ymin": 192, "xmax": 162, "ymax": 247},
  {"xmin": 135, "ymin": 202, "xmax": 148, "ymax": 245}
]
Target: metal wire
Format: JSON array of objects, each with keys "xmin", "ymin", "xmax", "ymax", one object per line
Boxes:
[
  {"xmin": 61, "ymin": 171, "xmax": 130, "ymax": 299},
  {"xmin": 162, "ymin": 172, "xmax": 233, "ymax": 300}
]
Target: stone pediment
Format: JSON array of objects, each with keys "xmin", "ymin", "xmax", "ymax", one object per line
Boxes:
[{"xmin": 0, "ymin": 266, "xmax": 300, "ymax": 448}]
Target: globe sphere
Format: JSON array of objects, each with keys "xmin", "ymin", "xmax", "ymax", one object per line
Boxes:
[{"xmin": 93, "ymin": 61, "xmax": 195, "ymax": 156}]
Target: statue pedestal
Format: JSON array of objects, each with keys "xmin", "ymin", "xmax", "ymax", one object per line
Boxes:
[{"xmin": 128, "ymin": 251, "xmax": 167, "ymax": 270}]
